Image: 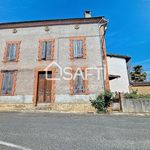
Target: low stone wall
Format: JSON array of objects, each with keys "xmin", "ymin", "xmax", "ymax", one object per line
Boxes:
[
  {"xmin": 0, "ymin": 103, "xmax": 96, "ymax": 113},
  {"xmin": 122, "ymin": 99, "xmax": 150, "ymax": 113}
]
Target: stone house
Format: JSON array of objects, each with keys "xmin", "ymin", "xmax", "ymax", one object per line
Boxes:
[{"xmin": 0, "ymin": 12, "xmax": 110, "ymax": 106}]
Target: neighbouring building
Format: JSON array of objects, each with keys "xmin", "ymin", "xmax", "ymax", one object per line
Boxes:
[
  {"xmin": 130, "ymin": 82, "xmax": 150, "ymax": 94},
  {"xmin": 107, "ymin": 53, "xmax": 131, "ymax": 93},
  {"xmin": 0, "ymin": 12, "xmax": 110, "ymax": 106}
]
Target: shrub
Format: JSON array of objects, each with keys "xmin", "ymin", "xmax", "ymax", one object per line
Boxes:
[
  {"xmin": 124, "ymin": 90, "xmax": 150, "ymax": 99},
  {"xmin": 90, "ymin": 91, "xmax": 113, "ymax": 113},
  {"xmin": 124, "ymin": 90, "xmax": 139, "ymax": 99}
]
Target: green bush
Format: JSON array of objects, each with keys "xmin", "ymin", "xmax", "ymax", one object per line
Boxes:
[
  {"xmin": 124, "ymin": 90, "xmax": 150, "ymax": 99},
  {"xmin": 90, "ymin": 91, "xmax": 113, "ymax": 113}
]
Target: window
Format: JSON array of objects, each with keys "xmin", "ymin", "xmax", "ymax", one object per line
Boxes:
[
  {"xmin": 74, "ymin": 70, "xmax": 85, "ymax": 94},
  {"xmin": 0, "ymin": 71, "xmax": 17, "ymax": 95},
  {"xmin": 69, "ymin": 37, "xmax": 86, "ymax": 59},
  {"xmin": 70, "ymin": 68, "xmax": 88, "ymax": 95},
  {"xmin": 3, "ymin": 41, "xmax": 21, "ymax": 62},
  {"xmin": 73, "ymin": 40, "xmax": 83, "ymax": 58},
  {"xmin": 38, "ymin": 39, "xmax": 55, "ymax": 61}
]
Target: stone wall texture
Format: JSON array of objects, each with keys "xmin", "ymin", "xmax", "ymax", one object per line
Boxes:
[
  {"xmin": 122, "ymin": 99, "xmax": 150, "ymax": 113},
  {"xmin": 130, "ymin": 86, "xmax": 150, "ymax": 94},
  {"xmin": 0, "ymin": 23, "xmax": 104, "ymax": 103}
]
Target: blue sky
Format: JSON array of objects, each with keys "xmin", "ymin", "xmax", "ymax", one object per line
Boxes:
[{"xmin": 0, "ymin": 0, "xmax": 150, "ymax": 79}]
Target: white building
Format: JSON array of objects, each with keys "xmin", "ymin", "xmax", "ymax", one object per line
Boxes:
[{"xmin": 107, "ymin": 54, "xmax": 131, "ymax": 93}]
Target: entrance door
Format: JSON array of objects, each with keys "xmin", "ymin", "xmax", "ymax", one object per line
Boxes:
[{"xmin": 37, "ymin": 71, "xmax": 52, "ymax": 103}]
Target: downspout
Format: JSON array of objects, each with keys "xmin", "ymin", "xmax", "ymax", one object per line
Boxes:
[{"xmin": 98, "ymin": 18, "xmax": 110, "ymax": 91}]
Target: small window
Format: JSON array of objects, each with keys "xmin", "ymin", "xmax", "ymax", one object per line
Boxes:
[
  {"xmin": 1, "ymin": 72, "xmax": 14, "ymax": 95},
  {"xmin": 38, "ymin": 39, "xmax": 55, "ymax": 61},
  {"xmin": 74, "ymin": 70, "xmax": 85, "ymax": 94},
  {"xmin": 73, "ymin": 40, "xmax": 83, "ymax": 58},
  {"xmin": 7, "ymin": 43, "xmax": 17, "ymax": 61},
  {"xmin": 41, "ymin": 41, "xmax": 51, "ymax": 60},
  {"xmin": 3, "ymin": 41, "xmax": 21, "ymax": 63},
  {"xmin": 69, "ymin": 37, "xmax": 86, "ymax": 59},
  {"xmin": 70, "ymin": 68, "xmax": 88, "ymax": 95}
]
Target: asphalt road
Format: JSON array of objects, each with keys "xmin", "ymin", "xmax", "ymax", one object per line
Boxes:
[{"xmin": 0, "ymin": 112, "xmax": 150, "ymax": 150}]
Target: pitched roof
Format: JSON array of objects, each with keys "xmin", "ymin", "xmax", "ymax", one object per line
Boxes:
[
  {"xmin": 107, "ymin": 53, "xmax": 131, "ymax": 62},
  {"xmin": 130, "ymin": 82, "xmax": 150, "ymax": 86},
  {"xmin": 0, "ymin": 16, "xmax": 105, "ymax": 29}
]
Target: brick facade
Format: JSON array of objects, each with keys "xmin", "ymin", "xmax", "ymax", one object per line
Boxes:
[{"xmin": 0, "ymin": 17, "xmax": 106, "ymax": 104}]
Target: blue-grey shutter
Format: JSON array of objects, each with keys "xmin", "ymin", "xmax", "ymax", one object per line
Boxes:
[
  {"xmin": 74, "ymin": 71, "xmax": 84, "ymax": 94},
  {"xmin": 78, "ymin": 40, "xmax": 83, "ymax": 57},
  {"xmin": 2, "ymin": 72, "xmax": 13, "ymax": 94},
  {"xmin": 11, "ymin": 44, "xmax": 16, "ymax": 60},
  {"xmin": 73, "ymin": 40, "xmax": 83, "ymax": 58},
  {"xmin": 7, "ymin": 72, "xmax": 13, "ymax": 94},
  {"xmin": 8, "ymin": 44, "xmax": 16, "ymax": 61},
  {"xmin": 74, "ymin": 75, "xmax": 79, "ymax": 94},
  {"xmin": 41, "ymin": 42, "xmax": 46, "ymax": 59},
  {"xmin": 7, "ymin": 44, "xmax": 11, "ymax": 60},
  {"xmin": 73, "ymin": 40, "xmax": 78, "ymax": 58},
  {"xmin": 2, "ymin": 73, "xmax": 7, "ymax": 94},
  {"xmin": 46, "ymin": 42, "xmax": 51, "ymax": 60}
]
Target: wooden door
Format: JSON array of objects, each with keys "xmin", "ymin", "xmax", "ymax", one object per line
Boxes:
[{"xmin": 37, "ymin": 72, "xmax": 52, "ymax": 103}]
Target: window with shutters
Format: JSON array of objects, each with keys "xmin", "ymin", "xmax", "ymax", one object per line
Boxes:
[
  {"xmin": 0, "ymin": 71, "xmax": 17, "ymax": 96},
  {"xmin": 3, "ymin": 41, "xmax": 21, "ymax": 62},
  {"xmin": 74, "ymin": 70, "xmax": 85, "ymax": 94},
  {"xmin": 69, "ymin": 37, "xmax": 86, "ymax": 59},
  {"xmin": 70, "ymin": 67, "xmax": 88, "ymax": 95},
  {"xmin": 38, "ymin": 39, "xmax": 55, "ymax": 61}
]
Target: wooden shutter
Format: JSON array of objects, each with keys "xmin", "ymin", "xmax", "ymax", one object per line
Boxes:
[
  {"xmin": 46, "ymin": 41, "xmax": 51, "ymax": 60},
  {"xmin": 41, "ymin": 41, "xmax": 46, "ymax": 60},
  {"xmin": 78, "ymin": 40, "xmax": 83, "ymax": 57},
  {"xmin": 74, "ymin": 71, "xmax": 85, "ymax": 94},
  {"xmin": 11, "ymin": 44, "xmax": 17, "ymax": 61},
  {"xmin": 7, "ymin": 44, "xmax": 12, "ymax": 61},
  {"xmin": 73, "ymin": 40, "xmax": 78, "ymax": 58},
  {"xmin": 1, "ymin": 73, "xmax": 8, "ymax": 94},
  {"xmin": 7, "ymin": 72, "xmax": 13, "ymax": 94}
]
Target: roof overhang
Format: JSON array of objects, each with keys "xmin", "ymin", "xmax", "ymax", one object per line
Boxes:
[
  {"xmin": 107, "ymin": 53, "xmax": 131, "ymax": 62},
  {"xmin": 0, "ymin": 16, "xmax": 105, "ymax": 29},
  {"xmin": 109, "ymin": 74, "xmax": 121, "ymax": 80},
  {"xmin": 130, "ymin": 82, "xmax": 150, "ymax": 86}
]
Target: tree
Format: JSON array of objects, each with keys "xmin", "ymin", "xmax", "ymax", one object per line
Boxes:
[{"xmin": 130, "ymin": 65, "xmax": 147, "ymax": 82}]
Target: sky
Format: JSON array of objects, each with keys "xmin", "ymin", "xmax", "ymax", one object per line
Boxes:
[{"xmin": 0, "ymin": 0, "xmax": 150, "ymax": 79}]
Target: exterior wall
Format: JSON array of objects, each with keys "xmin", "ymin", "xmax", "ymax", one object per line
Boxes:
[
  {"xmin": 130, "ymin": 86, "xmax": 150, "ymax": 94},
  {"xmin": 122, "ymin": 99, "xmax": 150, "ymax": 113},
  {"xmin": 107, "ymin": 56, "xmax": 129, "ymax": 93},
  {"xmin": 0, "ymin": 23, "xmax": 104, "ymax": 103}
]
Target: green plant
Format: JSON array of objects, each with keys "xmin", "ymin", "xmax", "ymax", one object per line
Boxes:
[
  {"xmin": 124, "ymin": 90, "xmax": 150, "ymax": 99},
  {"xmin": 130, "ymin": 65, "xmax": 147, "ymax": 82},
  {"xmin": 124, "ymin": 90, "xmax": 139, "ymax": 99},
  {"xmin": 90, "ymin": 91, "xmax": 113, "ymax": 113}
]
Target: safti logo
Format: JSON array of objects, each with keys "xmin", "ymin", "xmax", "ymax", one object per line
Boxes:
[{"xmin": 45, "ymin": 61, "xmax": 102, "ymax": 81}]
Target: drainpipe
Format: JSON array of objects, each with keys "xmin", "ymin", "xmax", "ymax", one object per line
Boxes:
[{"xmin": 98, "ymin": 18, "xmax": 110, "ymax": 91}]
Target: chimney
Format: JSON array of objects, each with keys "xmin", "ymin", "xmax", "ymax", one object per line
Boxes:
[{"xmin": 84, "ymin": 11, "xmax": 92, "ymax": 18}]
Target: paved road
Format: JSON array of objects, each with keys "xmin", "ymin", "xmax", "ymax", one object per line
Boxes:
[{"xmin": 0, "ymin": 112, "xmax": 150, "ymax": 150}]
